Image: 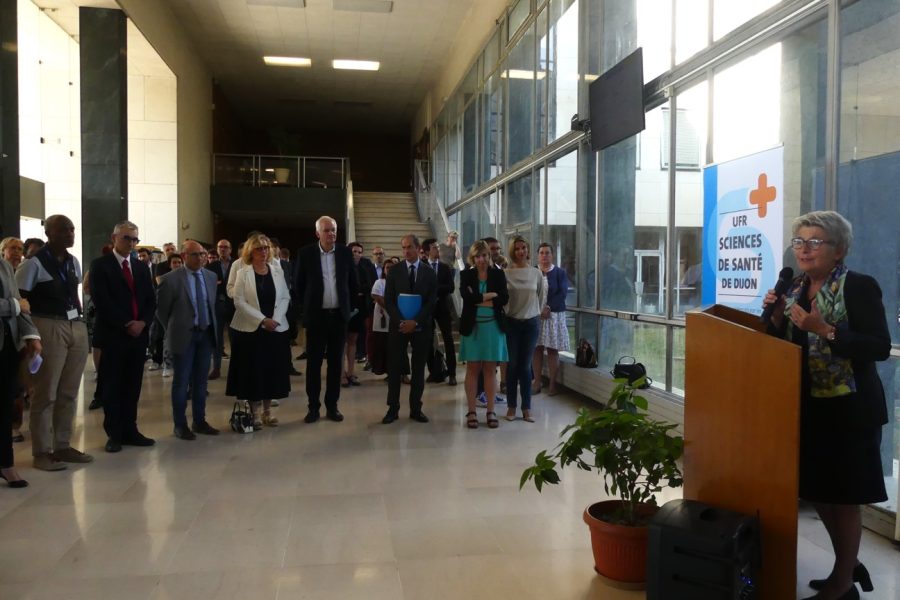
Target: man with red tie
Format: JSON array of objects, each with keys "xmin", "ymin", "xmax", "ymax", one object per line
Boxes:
[{"xmin": 89, "ymin": 221, "xmax": 156, "ymax": 453}]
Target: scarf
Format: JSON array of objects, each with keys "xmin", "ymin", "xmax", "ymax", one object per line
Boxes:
[{"xmin": 784, "ymin": 263, "xmax": 855, "ymax": 398}]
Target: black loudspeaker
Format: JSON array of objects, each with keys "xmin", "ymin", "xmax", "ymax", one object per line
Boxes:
[{"xmin": 647, "ymin": 499, "xmax": 761, "ymax": 600}]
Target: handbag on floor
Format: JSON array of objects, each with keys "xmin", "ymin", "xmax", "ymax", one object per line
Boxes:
[{"xmin": 230, "ymin": 401, "xmax": 254, "ymax": 433}]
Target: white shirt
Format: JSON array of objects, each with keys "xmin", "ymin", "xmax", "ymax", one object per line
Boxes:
[
  {"xmin": 404, "ymin": 259, "xmax": 422, "ymax": 284},
  {"xmin": 113, "ymin": 249, "xmax": 131, "ymax": 271},
  {"xmin": 371, "ymin": 279, "xmax": 389, "ymax": 332},
  {"xmin": 320, "ymin": 243, "xmax": 339, "ymax": 309}
]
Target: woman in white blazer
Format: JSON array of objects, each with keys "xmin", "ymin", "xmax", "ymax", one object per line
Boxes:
[{"xmin": 225, "ymin": 233, "xmax": 291, "ymax": 429}]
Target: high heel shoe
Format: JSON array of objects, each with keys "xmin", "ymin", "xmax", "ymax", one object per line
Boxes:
[
  {"xmin": 0, "ymin": 470, "xmax": 29, "ymax": 488},
  {"xmin": 809, "ymin": 563, "xmax": 873, "ymax": 593},
  {"xmin": 801, "ymin": 583, "xmax": 859, "ymax": 600}
]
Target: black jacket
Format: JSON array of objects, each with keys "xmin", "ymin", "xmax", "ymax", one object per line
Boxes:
[
  {"xmin": 293, "ymin": 242, "xmax": 357, "ymax": 326},
  {"xmin": 384, "ymin": 260, "xmax": 438, "ymax": 333},
  {"xmin": 89, "ymin": 253, "xmax": 156, "ymax": 349},
  {"xmin": 459, "ymin": 267, "xmax": 508, "ymax": 336}
]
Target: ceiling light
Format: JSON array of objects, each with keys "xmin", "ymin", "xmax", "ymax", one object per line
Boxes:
[
  {"xmin": 501, "ymin": 69, "xmax": 546, "ymax": 80},
  {"xmin": 332, "ymin": 59, "xmax": 380, "ymax": 71},
  {"xmin": 248, "ymin": 0, "xmax": 306, "ymax": 7},
  {"xmin": 333, "ymin": 0, "xmax": 393, "ymax": 13},
  {"xmin": 264, "ymin": 56, "xmax": 312, "ymax": 67}
]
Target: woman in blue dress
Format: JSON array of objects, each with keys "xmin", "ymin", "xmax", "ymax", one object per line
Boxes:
[{"xmin": 459, "ymin": 240, "xmax": 508, "ymax": 429}]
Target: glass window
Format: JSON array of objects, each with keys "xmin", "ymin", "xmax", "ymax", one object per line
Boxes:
[
  {"xmin": 597, "ymin": 318, "xmax": 668, "ymax": 387},
  {"xmin": 600, "ymin": 104, "xmax": 669, "ymax": 315},
  {"xmin": 508, "ymin": 0, "xmax": 531, "ymax": 42},
  {"xmin": 507, "ymin": 22, "xmax": 536, "ymax": 166},
  {"xmin": 547, "ymin": 0, "xmax": 579, "ymax": 142},
  {"xmin": 838, "ymin": 0, "xmax": 900, "ymax": 514},
  {"xmin": 484, "ymin": 28, "xmax": 501, "ymax": 73},
  {"xmin": 534, "ymin": 6, "xmax": 549, "ymax": 151},
  {"xmin": 674, "ymin": 81, "xmax": 708, "ymax": 316},
  {"xmin": 575, "ymin": 313, "xmax": 598, "ymax": 362},
  {"xmin": 434, "ymin": 137, "xmax": 447, "ymax": 208},
  {"xmin": 675, "ymin": 0, "xmax": 709, "ymax": 64},
  {"xmin": 713, "ymin": 0, "xmax": 781, "ymax": 41},
  {"xmin": 481, "ymin": 68, "xmax": 504, "ymax": 182},
  {"xmin": 504, "ymin": 171, "xmax": 533, "ymax": 230},
  {"xmin": 545, "ymin": 150, "xmax": 579, "ymax": 305},
  {"xmin": 637, "ymin": 0, "xmax": 673, "ymax": 80},
  {"xmin": 462, "ymin": 98, "xmax": 478, "ymax": 194},
  {"xmin": 447, "ymin": 122, "xmax": 460, "ymax": 206},
  {"xmin": 460, "ymin": 193, "xmax": 497, "ymax": 254}
]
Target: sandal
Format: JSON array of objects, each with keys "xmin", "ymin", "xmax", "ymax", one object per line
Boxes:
[
  {"xmin": 522, "ymin": 410, "xmax": 535, "ymax": 423},
  {"xmin": 341, "ymin": 375, "xmax": 352, "ymax": 388},
  {"xmin": 486, "ymin": 411, "xmax": 499, "ymax": 429},
  {"xmin": 466, "ymin": 411, "xmax": 478, "ymax": 429},
  {"xmin": 262, "ymin": 410, "xmax": 279, "ymax": 427},
  {"xmin": 349, "ymin": 375, "xmax": 361, "ymax": 386},
  {"xmin": 531, "ymin": 383, "xmax": 542, "ymax": 395},
  {"xmin": 504, "ymin": 409, "xmax": 516, "ymax": 421}
]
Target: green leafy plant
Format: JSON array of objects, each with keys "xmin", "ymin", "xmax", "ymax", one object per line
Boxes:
[{"xmin": 520, "ymin": 377, "xmax": 684, "ymax": 526}]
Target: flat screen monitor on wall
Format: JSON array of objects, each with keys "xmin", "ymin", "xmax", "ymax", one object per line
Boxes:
[{"xmin": 588, "ymin": 48, "xmax": 645, "ymax": 151}]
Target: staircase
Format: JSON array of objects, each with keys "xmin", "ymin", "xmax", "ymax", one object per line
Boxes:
[{"xmin": 352, "ymin": 191, "xmax": 433, "ymax": 258}]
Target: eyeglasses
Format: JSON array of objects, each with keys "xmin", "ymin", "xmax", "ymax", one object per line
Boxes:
[
  {"xmin": 373, "ymin": 252, "xmax": 384, "ymax": 256},
  {"xmin": 217, "ymin": 245, "xmax": 230, "ymax": 250},
  {"xmin": 185, "ymin": 252, "xmax": 208, "ymax": 258},
  {"xmin": 121, "ymin": 235, "xmax": 140, "ymax": 244},
  {"xmin": 790, "ymin": 237, "xmax": 835, "ymax": 251}
]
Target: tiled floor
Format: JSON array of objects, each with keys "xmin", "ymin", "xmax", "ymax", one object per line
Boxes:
[{"xmin": 1, "ymin": 360, "xmax": 898, "ymax": 599}]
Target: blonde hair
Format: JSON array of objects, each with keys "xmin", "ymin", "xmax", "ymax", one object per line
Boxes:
[
  {"xmin": 467, "ymin": 240, "xmax": 493, "ymax": 268},
  {"xmin": 507, "ymin": 236, "xmax": 530, "ymax": 263},
  {"xmin": 0, "ymin": 237, "xmax": 23, "ymax": 255},
  {"xmin": 241, "ymin": 233, "xmax": 271, "ymax": 264}
]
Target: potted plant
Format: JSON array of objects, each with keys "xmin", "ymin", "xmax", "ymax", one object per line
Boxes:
[{"xmin": 520, "ymin": 377, "xmax": 684, "ymax": 587}]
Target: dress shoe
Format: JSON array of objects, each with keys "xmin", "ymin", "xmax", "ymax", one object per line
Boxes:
[
  {"xmin": 290, "ymin": 368, "xmax": 302, "ymax": 376},
  {"xmin": 105, "ymin": 439, "xmax": 122, "ymax": 453},
  {"xmin": 409, "ymin": 412, "xmax": 430, "ymax": 423},
  {"xmin": 192, "ymin": 421, "xmax": 220, "ymax": 435},
  {"xmin": 33, "ymin": 453, "xmax": 67, "ymax": 471},
  {"xmin": 52, "ymin": 447, "xmax": 95, "ymax": 463},
  {"xmin": 810, "ymin": 564, "xmax": 873, "ymax": 592},
  {"xmin": 11, "ymin": 430, "xmax": 24, "ymax": 443},
  {"xmin": 304, "ymin": 411, "xmax": 320, "ymax": 423},
  {"xmin": 426, "ymin": 374, "xmax": 441, "ymax": 383},
  {"xmin": 0, "ymin": 470, "xmax": 28, "ymax": 488},
  {"xmin": 174, "ymin": 426, "xmax": 196, "ymax": 440},
  {"xmin": 208, "ymin": 368, "xmax": 221, "ymax": 380},
  {"xmin": 382, "ymin": 411, "xmax": 399, "ymax": 424},
  {"xmin": 326, "ymin": 410, "xmax": 344, "ymax": 422},
  {"xmin": 448, "ymin": 375, "xmax": 457, "ymax": 386},
  {"xmin": 88, "ymin": 396, "xmax": 103, "ymax": 410},
  {"xmin": 297, "ymin": 351, "xmax": 308, "ymax": 360},
  {"xmin": 123, "ymin": 433, "xmax": 156, "ymax": 447}
]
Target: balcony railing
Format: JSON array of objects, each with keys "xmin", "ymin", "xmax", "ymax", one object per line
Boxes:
[{"xmin": 212, "ymin": 154, "xmax": 349, "ymax": 189}]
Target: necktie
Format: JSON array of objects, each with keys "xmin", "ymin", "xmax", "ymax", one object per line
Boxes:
[
  {"xmin": 122, "ymin": 259, "xmax": 138, "ymax": 320},
  {"xmin": 408, "ymin": 264, "xmax": 416, "ymax": 290},
  {"xmin": 432, "ymin": 261, "xmax": 438, "ymax": 272},
  {"xmin": 194, "ymin": 271, "xmax": 209, "ymax": 329}
]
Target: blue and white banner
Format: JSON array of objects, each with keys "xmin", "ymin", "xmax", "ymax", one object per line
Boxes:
[{"xmin": 702, "ymin": 146, "xmax": 784, "ymax": 315}]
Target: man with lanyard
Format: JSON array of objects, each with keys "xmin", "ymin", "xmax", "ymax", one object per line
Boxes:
[{"xmin": 16, "ymin": 215, "xmax": 93, "ymax": 471}]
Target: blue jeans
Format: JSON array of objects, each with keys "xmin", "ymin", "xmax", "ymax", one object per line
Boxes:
[
  {"xmin": 505, "ymin": 316, "xmax": 539, "ymax": 410},
  {"xmin": 171, "ymin": 329, "xmax": 213, "ymax": 428}
]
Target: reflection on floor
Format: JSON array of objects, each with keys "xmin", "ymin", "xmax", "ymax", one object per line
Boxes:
[{"xmin": 1, "ymin": 362, "xmax": 898, "ymax": 599}]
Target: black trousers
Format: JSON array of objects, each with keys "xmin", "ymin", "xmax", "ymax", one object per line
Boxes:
[
  {"xmin": 387, "ymin": 327, "xmax": 431, "ymax": 415},
  {"xmin": 428, "ymin": 307, "xmax": 456, "ymax": 375},
  {"xmin": 0, "ymin": 333, "xmax": 18, "ymax": 468},
  {"xmin": 305, "ymin": 310, "xmax": 346, "ymax": 413},
  {"xmin": 101, "ymin": 341, "xmax": 147, "ymax": 442}
]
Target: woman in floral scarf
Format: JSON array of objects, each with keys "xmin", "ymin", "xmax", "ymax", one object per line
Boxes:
[{"xmin": 764, "ymin": 211, "xmax": 890, "ymax": 600}]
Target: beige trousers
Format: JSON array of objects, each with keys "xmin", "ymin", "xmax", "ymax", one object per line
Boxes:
[{"xmin": 29, "ymin": 317, "xmax": 89, "ymax": 456}]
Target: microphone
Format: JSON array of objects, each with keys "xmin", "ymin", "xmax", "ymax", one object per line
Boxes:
[{"xmin": 760, "ymin": 267, "xmax": 794, "ymax": 323}]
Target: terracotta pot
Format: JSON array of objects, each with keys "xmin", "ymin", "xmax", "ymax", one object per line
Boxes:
[{"xmin": 582, "ymin": 500, "xmax": 657, "ymax": 587}]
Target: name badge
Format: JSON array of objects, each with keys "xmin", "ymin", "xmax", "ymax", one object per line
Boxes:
[{"xmin": 67, "ymin": 309, "xmax": 79, "ymax": 320}]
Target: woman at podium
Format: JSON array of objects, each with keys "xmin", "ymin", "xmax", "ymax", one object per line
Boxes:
[{"xmin": 764, "ymin": 211, "xmax": 890, "ymax": 600}]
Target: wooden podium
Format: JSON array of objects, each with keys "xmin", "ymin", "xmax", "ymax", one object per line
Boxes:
[{"xmin": 684, "ymin": 305, "xmax": 801, "ymax": 600}]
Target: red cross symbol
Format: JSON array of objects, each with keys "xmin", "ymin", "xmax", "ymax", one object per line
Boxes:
[{"xmin": 749, "ymin": 173, "xmax": 776, "ymax": 218}]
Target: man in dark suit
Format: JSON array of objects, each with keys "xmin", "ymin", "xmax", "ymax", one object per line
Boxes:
[
  {"xmin": 422, "ymin": 238, "xmax": 457, "ymax": 385},
  {"xmin": 156, "ymin": 240, "xmax": 220, "ymax": 440},
  {"xmin": 293, "ymin": 215, "xmax": 357, "ymax": 423},
  {"xmin": 205, "ymin": 238, "xmax": 233, "ymax": 380},
  {"xmin": 382, "ymin": 234, "xmax": 437, "ymax": 424},
  {"xmin": 89, "ymin": 221, "xmax": 156, "ymax": 453}
]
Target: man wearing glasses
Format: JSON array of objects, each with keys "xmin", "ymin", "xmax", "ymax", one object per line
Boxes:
[
  {"xmin": 16, "ymin": 215, "xmax": 92, "ymax": 471},
  {"xmin": 89, "ymin": 221, "xmax": 156, "ymax": 453},
  {"xmin": 156, "ymin": 240, "xmax": 220, "ymax": 439}
]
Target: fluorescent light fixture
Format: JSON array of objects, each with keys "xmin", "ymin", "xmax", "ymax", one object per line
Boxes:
[
  {"xmin": 501, "ymin": 69, "xmax": 546, "ymax": 80},
  {"xmin": 333, "ymin": 0, "xmax": 393, "ymax": 13},
  {"xmin": 264, "ymin": 56, "xmax": 312, "ymax": 67},
  {"xmin": 332, "ymin": 59, "xmax": 380, "ymax": 71}
]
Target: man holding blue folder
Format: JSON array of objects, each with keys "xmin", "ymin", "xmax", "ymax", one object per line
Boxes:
[{"xmin": 382, "ymin": 234, "xmax": 437, "ymax": 424}]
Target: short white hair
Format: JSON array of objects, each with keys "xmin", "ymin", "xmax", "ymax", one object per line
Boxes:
[
  {"xmin": 315, "ymin": 216, "xmax": 337, "ymax": 232},
  {"xmin": 792, "ymin": 211, "xmax": 853, "ymax": 254},
  {"xmin": 113, "ymin": 220, "xmax": 139, "ymax": 234}
]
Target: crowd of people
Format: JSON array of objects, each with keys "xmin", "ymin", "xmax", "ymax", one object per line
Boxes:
[{"xmin": 0, "ymin": 214, "xmax": 574, "ymax": 487}]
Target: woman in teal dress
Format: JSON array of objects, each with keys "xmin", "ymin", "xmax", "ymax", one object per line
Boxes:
[{"xmin": 459, "ymin": 240, "xmax": 508, "ymax": 429}]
